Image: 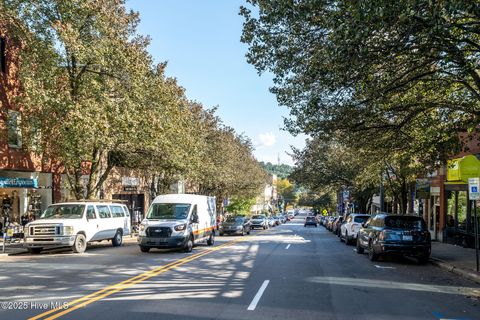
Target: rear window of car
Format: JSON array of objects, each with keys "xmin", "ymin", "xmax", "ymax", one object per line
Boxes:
[
  {"xmin": 385, "ymin": 216, "xmax": 426, "ymax": 230},
  {"xmin": 354, "ymin": 216, "xmax": 369, "ymax": 223},
  {"xmin": 306, "ymin": 217, "xmax": 315, "ymax": 221},
  {"xmin": 252, "ymin": 215, "xmax": 264, "ymax": 219}
]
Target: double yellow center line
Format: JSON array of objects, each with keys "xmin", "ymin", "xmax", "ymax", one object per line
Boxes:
[{"xmin": 29, "ymin": 238, "xmax": 246, "ymax": 320}]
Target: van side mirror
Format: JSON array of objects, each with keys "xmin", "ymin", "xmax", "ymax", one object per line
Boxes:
[
  {"xmin": 362, "ymin": 223, "xmax": 366, "ymax": 228},
  {"xmin": 191, "ymin": 214, "xmax": 199, "ymax": 223}
]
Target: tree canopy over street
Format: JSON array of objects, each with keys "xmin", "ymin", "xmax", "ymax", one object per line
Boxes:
[{"xmin": 241, "ymin": 0, "xmax": 480, "ymax": 213}]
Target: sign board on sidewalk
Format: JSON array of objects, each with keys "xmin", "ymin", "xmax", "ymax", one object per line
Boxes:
[{"xmin": 468, "ymin": 177, "xmax": 480, "ymax": 200}]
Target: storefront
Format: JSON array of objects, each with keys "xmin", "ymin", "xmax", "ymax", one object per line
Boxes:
[
  {"xmin": 0, "ymin": 170, "xmax": 53, "ymax": 233},
  {"xmin": 444, "ymin": 155, "xmax": 480, "ymax": 247}
]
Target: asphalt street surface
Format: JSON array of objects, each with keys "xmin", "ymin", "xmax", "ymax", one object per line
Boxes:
[{"xmin": 1, "ymin": 214, "xmax": 479, "ymax": 320}]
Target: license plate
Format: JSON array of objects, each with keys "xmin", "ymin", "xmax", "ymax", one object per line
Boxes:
[{"xmin": 403, "ymin": 235, "xmax": 413, "ymax": 241}]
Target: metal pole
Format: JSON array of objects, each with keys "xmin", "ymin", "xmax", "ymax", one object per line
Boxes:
[{"xmin": 474, "ymin": 200, "xmax": 479, "ymax": 272}]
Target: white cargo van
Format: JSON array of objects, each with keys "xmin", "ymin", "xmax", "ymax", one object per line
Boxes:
[
  {"xmin": 24, "ymin": 201, "xmax": 131, "ymax": 254},
  {"xmin": 138, "ymin": 194, "xmax": 216, "ymax": 253}
]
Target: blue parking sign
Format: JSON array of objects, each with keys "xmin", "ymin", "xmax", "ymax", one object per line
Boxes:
[{"xmin": 473, "ymin": 186, "xmax": 478, "ymax": 193}]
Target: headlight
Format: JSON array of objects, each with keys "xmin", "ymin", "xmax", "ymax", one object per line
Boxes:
[
  {"xmin": 174, "ymin": 224, "xmax": 186, "ymax": 231},
  {"xmin": 24, "ymin": 226, "xmax": 29, "ymax": 236},
  {"xmin": 237, "ymin": 226, "xmax": 243, "ymax": 230},
  {"xmin": 63, "ymin": 226, "xmax": 74, "ymax": 235},
  {"xmin": 140, "ymin": 224, "xmax": 146, "ymax": 232}
]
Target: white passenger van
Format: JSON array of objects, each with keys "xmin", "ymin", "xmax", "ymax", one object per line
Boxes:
[
  {"xmin": 24, "ymin": 201, "xmax": 131, "ymax": 254},
  {"xmin": 138, "ymin": 194, "xmax": 216, "ymax": 253}
]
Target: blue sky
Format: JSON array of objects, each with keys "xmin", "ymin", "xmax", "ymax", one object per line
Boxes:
[{"xmin": 125, "ymin": 0, "xmax": 306, "ymax": 165}]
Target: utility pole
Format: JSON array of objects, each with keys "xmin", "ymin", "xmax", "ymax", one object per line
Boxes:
[{"xmin": 380, "ymin": 171, "xmax": 385, "ymax": 212}]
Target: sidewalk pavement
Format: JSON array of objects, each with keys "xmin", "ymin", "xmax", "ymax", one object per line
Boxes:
[
  {"xmin": 430, "ymin": 241, "xmax": 480, "ymax": 284},
  {"xmin": 0, "ymin": 235, "xmax": 139, "ymax": 256}
]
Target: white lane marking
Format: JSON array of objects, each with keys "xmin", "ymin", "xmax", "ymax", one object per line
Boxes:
[
  {"xmin": 247, "ymin": 280, "xmax": 270, "ymax": 311},
  {"xmin": 285, "ymin": 244, "xmax": 291, "ymax": 249},
  {"xmin": 374, "ymin": 265, "xmax": 396, "ymax": 269}
]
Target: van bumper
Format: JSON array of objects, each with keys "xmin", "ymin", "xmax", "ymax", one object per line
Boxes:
[
  {"xmin": 137, "ymin": 236, "xmax": 187, "ymax": 249},
  {"xmin": 24, "ymin": 236, "xmax": 76, "ymax": 248}
]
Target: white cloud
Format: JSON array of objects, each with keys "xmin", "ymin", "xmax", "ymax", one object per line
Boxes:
[{"xmin": 258, "ymin": 132, "xmax": 276, "ymax": 147}]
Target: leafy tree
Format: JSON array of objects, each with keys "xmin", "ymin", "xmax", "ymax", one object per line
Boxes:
[
  {"xmin": 260, "ymin": 161, "xmax": 293, "ymax": 179},
  {"xmin": 240, "ymin": 0, "xmax": 480, "ymax": 166},
  {"xmin": 290, "ymin": 138, "xmax": 378, "ymax": 213},
  {"xmin": 275, "ymin": 178, "xmax": 297, "ymax": 210},
  {"xmin": 6, "ymin": 0, "xmax": 161, "ymax": 199},
  {"xmin": 226, "ymin": 196, "xmax": 257, "ymax": 215}
]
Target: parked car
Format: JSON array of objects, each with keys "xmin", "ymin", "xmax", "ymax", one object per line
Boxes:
[
  {"xmin": 268, "ymin": 216, "xmax": 276, "ymax": 227},
  {"xmin": 304, "ymin": 216, "xmax": 318, "ymax": 227},
  {"xmin": 340, "ymin": 214, "xmax": 370, "ymax": 245},
  {"xmin": 24, "ymin": 201, "xmax": 131, "ymax": 254},
  {"xmin": 356, "ymin": 214, "xmax": 431, "ymax": 263},
  {"xmin": 138, "ymin": 194, "xmax": 216, "ymax": 253},
  {"xmin": 287, "ymin": 213, "xmax": 295, "ymax": 221},
  {"xmin": 273, "ymin": 215, "xmax": 281, "ymax": 226},
  {"xmin": 332, "ymin": 216, "xmax": 344, "ymax": 236},
  {"xmin": 219, "ymin": 216, "xmax": 251, "ymax": 236},
  {"xmin": 279, "ymin": 215, "xmax": 287, "ymax": 224},
  {"xmin": 326, "ymin": 216, "xmax": 337, "ymax": 231},
  {"xmin": 250, "ymin": 214, "xmax": 268, "ymax": 230}
]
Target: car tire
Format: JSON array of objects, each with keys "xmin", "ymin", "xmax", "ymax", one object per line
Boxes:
[
  {"xmin": 417, "ymin": 251, "xmax": 430, "ymax": 264},
  {"xmin": 112, "ymin": 230, "xmax": 123, "ymax": 247},
  {"xmin": 140, "ymin": 245, "xmax": 150, "ymax": 253},
  {"xmin": 241, "ymin": 228, "xmax": 245, "ymax": 236},
  {"xmin": 356, "ymin": 238, "xmax": 364, "ymax": 254},
  {"xmin": 207, "ymin": 232, "xmax": 215, "ymax": 246},
  {"xmin": 247, "ymin": 229, "xmax": 250, "ymax": 235},
  {"xmin": 27, "ymin": 247, "xmax": 42, "ymax": 254},
  {"xmin": 263, "ymin": 226, "xmax": 266, "ymax": 230},
  {"xmin": 72, "ymin": 234, "xmax": 87, "ymax": 254},
  {"xmin": 368, "ymin": 241, "xmax": 378, "ymax": 261},
  {"xmin": 344, "ymin": 233, "xmax": 350, "ymax": 245},
  {"xmin": 184, "ymin": 235, "xmax": 194, "ymax": 253}
]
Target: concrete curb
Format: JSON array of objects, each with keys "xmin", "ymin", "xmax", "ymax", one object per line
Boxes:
[{"xmin": 430, "ymin": 257, "xmax": 480, "ymax": 285}]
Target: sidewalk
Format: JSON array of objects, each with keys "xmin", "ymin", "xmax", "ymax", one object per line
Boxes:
[{"xmin": 430, "ymin": 241, "xmax": 480, "ymax": 284}]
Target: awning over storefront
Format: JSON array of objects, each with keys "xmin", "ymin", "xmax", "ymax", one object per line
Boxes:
[
  {"xmin": 447, "ymin": 155, "xmax": 480, "ymax": 184},
  {"xmin": 0, "ymin": 177, "xmax": 38, "ymax": 188}
]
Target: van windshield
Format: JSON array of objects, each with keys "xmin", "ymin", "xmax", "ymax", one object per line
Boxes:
[
  {"xmin": 147, "ymin": 203, "xmax": 191, "ymax": 220},
  {"xmin": 41, "ymin": 205, "xmax": 85, "ymax": 219}
]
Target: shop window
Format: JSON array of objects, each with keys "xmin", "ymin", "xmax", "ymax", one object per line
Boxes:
[
  {"xmin": 457, "ymin": 191, "xmax": 467, "ymax": 230},
  {"xmin": 0, "ymin": 37, "xmax": 6, "ymax": 74},
  {"xmin": 7, "ymin": 110, "xmax": 22, "ymax": 148}
]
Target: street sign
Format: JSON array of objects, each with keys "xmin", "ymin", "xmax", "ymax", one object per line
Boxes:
[
  {"xmin": 468, "ymin": 178, "xmax": 480, "ymax": 200},
  {"xmin": 342, "ymin": 191, "xmax": 349, "ymax": 201}
]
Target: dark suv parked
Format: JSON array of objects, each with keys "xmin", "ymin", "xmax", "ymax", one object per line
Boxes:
[{"xmin": 356, "ymin": 214, "xmax": 431, "ymax": 263}]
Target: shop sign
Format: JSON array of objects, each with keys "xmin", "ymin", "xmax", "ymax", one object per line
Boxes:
[
  {"xmin": 122, "ymin": 177, "xmax": 139, "ymax": 187},
  {"xmin": 0, "ymin": 177, "xmax": 38, "ymax": 188},
  {"xmin": 123, "ymin": 186, "xmax": 138, "ymax": 192},
  {"xmin": 468, "ymin": 177, "xmax": 480, "ymax": 200},
  {"xmin": 415, "ymin": 179, "xmax": 430, "ymax": 199}
]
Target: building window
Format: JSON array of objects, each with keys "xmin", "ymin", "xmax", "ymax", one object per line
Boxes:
[
  {"xmin": 0, "ymin": 37, "xmax": 6, "ymax": 74},
  {"xmin": 7, "ymin": 109, "xmax": 22, "ymax": 148}
]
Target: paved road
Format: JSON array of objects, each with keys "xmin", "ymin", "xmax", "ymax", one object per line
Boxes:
[{"xmin": 1, "ymin": 214, "xmax": 479, "ymax": 320}]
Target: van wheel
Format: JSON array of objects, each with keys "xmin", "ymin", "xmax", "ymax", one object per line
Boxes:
[
  {"xmin": 27, "ymin": 247, "xmax": 42, "ymax": 254},
  {"xmin": 112, "ymin": 230, "xmax": 123, "ymax": 247},
  {"xmin": 184, "ymin": 235, "xmax": 193, "ymax": 253},
  {"xmin": 72, "ymin": 234, "xmax": 87, "ymax": 253},
  {"xmin": 207, "ymin": 232, "xmax": 215, "ymax": 246},
  {"xmin": 140, "ymin": 246, "xmax": 150, "ymax": 253},
  {"xmin": 247, "ymin": 229, "xmax": 250, "ymax": 235}
]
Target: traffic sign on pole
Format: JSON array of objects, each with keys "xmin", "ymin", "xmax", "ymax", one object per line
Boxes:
[{"xmin": 469, "ymin": 178, "xmax": 480, "ymax": 200}]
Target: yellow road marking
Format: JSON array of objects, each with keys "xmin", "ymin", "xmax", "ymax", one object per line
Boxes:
[{"xmin": 29, "ymin": 237, "xmax": 248, "ymax": 320}]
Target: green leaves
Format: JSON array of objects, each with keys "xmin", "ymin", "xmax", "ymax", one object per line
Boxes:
[{"xmin": 5, "ymin": 0, "xmax": 266, "ymax": 201}]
